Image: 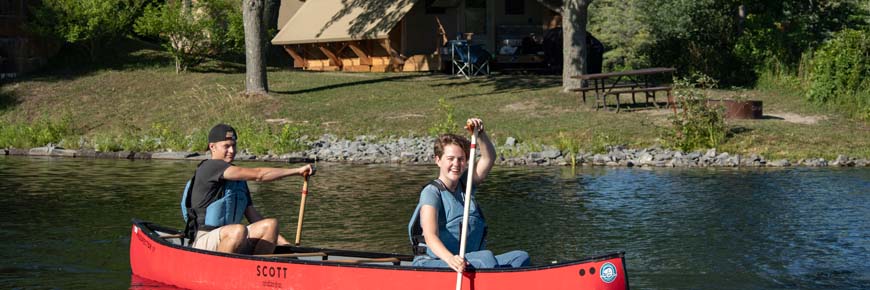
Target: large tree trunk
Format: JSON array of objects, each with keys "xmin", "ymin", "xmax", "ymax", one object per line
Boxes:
[
  {"xmin": 243, "ymin": 0, "xmax": 268, "ymax": 94},
  {"xmin": 562, "ymin": 0, "xmax": 591, "ymax": 92}
]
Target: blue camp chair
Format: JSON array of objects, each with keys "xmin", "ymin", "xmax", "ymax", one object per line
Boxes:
[{"xmin": 450, "ymin": 40, "xmax": 490, "ymax": 79}]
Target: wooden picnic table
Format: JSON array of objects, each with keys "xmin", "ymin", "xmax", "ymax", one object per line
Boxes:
[{"xmin": 571, "ymin": 67, "xmax": 676, "ymax": 113}]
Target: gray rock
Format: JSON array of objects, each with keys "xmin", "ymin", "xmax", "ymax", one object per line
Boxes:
[
  {"xmin": 705, "ymin": 148, "xmax": 717, "ymax": 158},
  {"xmin": 7, "ymin": 148, "xmax": 28, "ymax": 155},
  {"xmin": 152, "ymin": 152, "xmax": 198, "ymax": 159},
  {"xmin": 29, "ymin": 146, "xmax": 58, "ymax": 156},
  {"xmin": 49, "ymin": 149, "xmax": 78, "ymax": 157},
  {"xmin": 768, "ymin": 159, "xmax": 791, "ymax": 167},
  {"xmin": 654, "ymin": 152, "xmax": 672, "ymax": 161},
  {"xmin": 504, "ymin": 137, "xmax": 517, "ymax": 147},
  {"xmin": 542, "ymin": 149, "xmax": 561, "ymax": 159},
  {"xmin": 726, "ymin": 156, "xmax": 740, "ymax": 167},
  {"xmin": 832, "ymin": 155, "xmax": 855, "ymax": 167},
  {"xmin": 610, "ymin": 151, "xmax": 626, "ymax": 161},
  {"xmin": 638, "ymin": 153, "xmax": 654, "ymax": 163},
  {"xmin": 592, "ymin": 154, "xmax": 608, "ymax": 164}
]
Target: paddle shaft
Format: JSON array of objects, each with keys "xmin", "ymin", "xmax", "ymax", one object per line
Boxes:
[
  {"xmin": 294, "ymin": 176, "xmax": 309, "ymax": 246},
  {"xmin": 455, "ymin": 129, "xmax": 478, "ymax": 290}
]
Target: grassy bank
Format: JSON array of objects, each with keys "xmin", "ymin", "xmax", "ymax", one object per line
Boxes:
[{"xmin": 1, "ymin": 45, "xmax": 868, "ymax": 160}]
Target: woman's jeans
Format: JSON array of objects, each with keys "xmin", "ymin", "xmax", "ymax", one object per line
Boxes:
[{"xmin": 412, "ymin": 250, "xmax": 530, "ymax": 269}]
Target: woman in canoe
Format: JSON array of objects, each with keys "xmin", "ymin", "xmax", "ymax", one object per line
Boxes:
[{"xmin": 409, "ymin": 118, "xmax": 530, "ymax": 272}]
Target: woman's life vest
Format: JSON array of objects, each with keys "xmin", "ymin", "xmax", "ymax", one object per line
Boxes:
[
  {"xmin": 408, "ymin": 179, "xmax": 487, "ymax": 257},
  {"xmin": 180, "ymin": 162, "xmax": 250, "ymax": 245}
]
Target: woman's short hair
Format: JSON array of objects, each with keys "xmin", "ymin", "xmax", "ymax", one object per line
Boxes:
[{"xmin": 434, "ymin": 134, "xmax": 470, "ymax": 159}]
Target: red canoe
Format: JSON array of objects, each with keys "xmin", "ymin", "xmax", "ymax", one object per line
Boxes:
[{"xmin": 130, "ymin": 219, "xmax": 630, "ymax": 290}]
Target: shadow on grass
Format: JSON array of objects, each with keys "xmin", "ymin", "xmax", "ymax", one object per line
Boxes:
[
  {"xmin": 727, "ymin": 126, "xmax": 755, "ymax": 138},
  {"xmin": 189, "ymin": 59, "xmax": 246, "ymax": 74},
  {"xmin": 271, "ymin": 73, "xmax": 427, "ymax": 95},
  {"xmin": 0, "ymin": 87, "xmax": 19, "ymax": 112},
  {"xmin": 26, "ymin": 37, "xmax": 251, "ymax": 81},
  {"xmin": 761, "ymin": 115, "xmax": 785, "ymax": 120},
  {"xmin": 26, "ymin": 38, "xmax": 175, "ymax": 82},
  {"xmin": 430, "ymin": 74, "xmax": 562, "ymax": 100}
]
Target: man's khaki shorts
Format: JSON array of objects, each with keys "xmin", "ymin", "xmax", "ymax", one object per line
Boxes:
[{"xmin": 192, "ymin": 225, "xmax": 254, "ymax": 253}]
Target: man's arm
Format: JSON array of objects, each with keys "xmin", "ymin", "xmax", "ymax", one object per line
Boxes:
[{"xmin": 223, "ymin": 164, "xmax": 313, "ymax": 182}]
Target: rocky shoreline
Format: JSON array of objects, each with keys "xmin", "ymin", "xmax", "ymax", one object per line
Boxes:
[{"xmin": 5, "ymin": 134, "xmax": 869, "ymax": 168}]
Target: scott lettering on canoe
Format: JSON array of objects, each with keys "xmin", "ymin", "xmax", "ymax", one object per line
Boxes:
[{"xmin": 256, "ymin": 265, "xmax": 288, "ymax": 279}]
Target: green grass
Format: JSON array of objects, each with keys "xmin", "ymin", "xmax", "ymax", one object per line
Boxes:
[{"xmin": 1, "ymin": 42, "xmax": 868, "ymax": 159}]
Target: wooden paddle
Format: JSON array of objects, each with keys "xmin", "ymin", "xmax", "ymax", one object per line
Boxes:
[
  {"xmin": 294, "ymin": 173, "xmax": 309, "ymax": 246},
  {"xmin": 456, "ymin": 123, "xmax": 479, "ymax": 290}
]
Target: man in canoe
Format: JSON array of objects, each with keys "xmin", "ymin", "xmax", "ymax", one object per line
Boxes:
[
  {"xmin": 409, "ymin": 118, "xmax": 530, "ymax": 272},
  {"xmin": 181, "ymin": 123, "xmax": 314, "ymax": 255}
]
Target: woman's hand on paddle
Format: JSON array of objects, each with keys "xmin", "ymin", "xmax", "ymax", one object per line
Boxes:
[
  {"xmin": 297, "ymin": 164, "xmax": 315, "ymax": 177},
  {"xmin": 465, "ymin": 118, "xmax": 484, "ymax": 134},
  {"xmin": 447, "ymin": 255, "xmax": 468, "ymax": 273}
]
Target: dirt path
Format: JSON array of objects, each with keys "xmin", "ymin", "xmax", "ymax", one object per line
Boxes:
[
  {"xmin": 765, "ymin": 112, "xmax": 827, "ymax": 124},
  {"xmin": 641, "ymin": 108, "xmax": 827, "ymax": 124}
]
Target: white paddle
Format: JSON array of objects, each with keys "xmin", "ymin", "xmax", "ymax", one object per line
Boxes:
[{"xmin": 455, "ymin": 125, "xmax": 479, "ymax": 290}]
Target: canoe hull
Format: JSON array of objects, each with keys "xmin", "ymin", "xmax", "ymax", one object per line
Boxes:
[{"xmin": 130, "ymin": 220, "xmax": 629, "ymax": 290}]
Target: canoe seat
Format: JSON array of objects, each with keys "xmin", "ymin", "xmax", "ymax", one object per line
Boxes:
[
  {"xmin": 330, "ymin": 257, "xmax": 401, "ymax": 265},
  {"xmin": 255, "ymin": 252, "xmax": 328, "ymax": 260},
  {"xmin": 158, "ymin": 233, "xmax": 185, "ymax": 239}
]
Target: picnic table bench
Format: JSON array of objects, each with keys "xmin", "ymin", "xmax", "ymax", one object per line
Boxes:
[{"xmin": 571, "ymin": 67, "xmax": 676, "ymax": 113}]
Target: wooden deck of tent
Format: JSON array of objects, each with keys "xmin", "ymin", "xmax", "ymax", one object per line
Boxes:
[{"xmin": 281, "ymin": 39, "xmax": 439, "ymax": 72}]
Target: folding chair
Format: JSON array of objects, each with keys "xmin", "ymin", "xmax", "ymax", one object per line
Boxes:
[{"xmin": 450, "ymin": 40, "xmax": 490, "ymax": 79}]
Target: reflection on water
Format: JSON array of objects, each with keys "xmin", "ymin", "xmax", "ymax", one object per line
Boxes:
[{"xmin": 0, "ymin": 156, "xmax": 867, "ymax": 289}]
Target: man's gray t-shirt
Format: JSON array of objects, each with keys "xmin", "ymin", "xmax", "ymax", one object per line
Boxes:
[{"xmin": 191, "ymin": 159, "xmax": 252, "ymax": 211}]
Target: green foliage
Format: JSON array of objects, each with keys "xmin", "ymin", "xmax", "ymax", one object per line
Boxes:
[
  {"xmin": 589, "ymin": 132, "xmax": 619, "ymax": 154},
  {"xmin": 588, "ymin": 0, "xmax": 652, "ymax": 70},
  {"xmin": 221, "ymin": 118, "xmax": 307, "ymax": 155},
  {"xmin": 556, "ymin": 132, "xmax": 581, "ymax": 168},
  {"xmin": 638, "ymin": 0, "xmax": 752, "ymax": 84},
  {"xmin": 28, "ymin": 0, "xmax": 145, "ymax": 61},
  {"xmin": 0, "ymin": 116, "xmax": 77, "ymax": 149},
  {"xmin": 428, "ymin": 97, "xmax": 458, "ymax": 136},
  {"xmin": 134, "ymin": 0, "xmax": 244, "ymax": 72},
  {"xmin": 734, "ymin": 0, "xmax": 867, "ymax": 73},
  {"xmin": 806, "ymin": 28, "xmax": 870, "ymax": 118},
  {"xmin": 661, "ymin": 74, "xmax": 728, "ymax": 151},
  {"xmin": 589, "ymin": 0, "xmax": 869, "ymax": 86},
  {"xmin": 81, "ymin": 120, "xmax": 305, "ymax": 154}
]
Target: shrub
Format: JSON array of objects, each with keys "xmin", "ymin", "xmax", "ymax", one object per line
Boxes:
[
  {"xmin": 556, "ymin": 132, "xmax": 581, "ymax": 168},
  {"xmin": 428, "ymin": 97, "xmax": 458, "ymax": 136},
  {"xmin": 661, "ymin": 74, "xmax": 728, "ymax": 151},
  {"xmin": 28, "ymin": 0, "xmax": 146, "ymax": 61},
  {"xmin": 0, "ymin": 116, "xmax": 77, "ymax": 149},
  {"xmin": 806, "ymin": 28, "xmax": 870, "ymax": 117},
  {"xmin": 134, "ymin": 0, "xmax": 244, "ymax": 72}
]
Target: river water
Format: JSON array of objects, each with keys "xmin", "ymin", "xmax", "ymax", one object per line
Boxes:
[{"xmin": 0, "ymin": 156, "xmax": 867, "ymax": 289}]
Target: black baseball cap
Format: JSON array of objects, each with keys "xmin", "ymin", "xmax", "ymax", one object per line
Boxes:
[{"xmin": 208, "ymin": 124, "xmax": 238, "ymax": 143}]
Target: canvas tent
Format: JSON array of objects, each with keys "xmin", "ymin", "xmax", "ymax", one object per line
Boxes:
[{"xmin": 272, "ymin": 0, "xmax": 560, "ymax": 72}]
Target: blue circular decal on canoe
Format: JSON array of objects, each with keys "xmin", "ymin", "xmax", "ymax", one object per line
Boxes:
[{"xmin": 600, "ymin": 262, "xmax": 617, "ymax": 283}]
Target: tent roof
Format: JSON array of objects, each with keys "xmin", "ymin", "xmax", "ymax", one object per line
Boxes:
[{"xmin": 271, "ymin": 0, "xmax": 419, "ymax": 45}]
